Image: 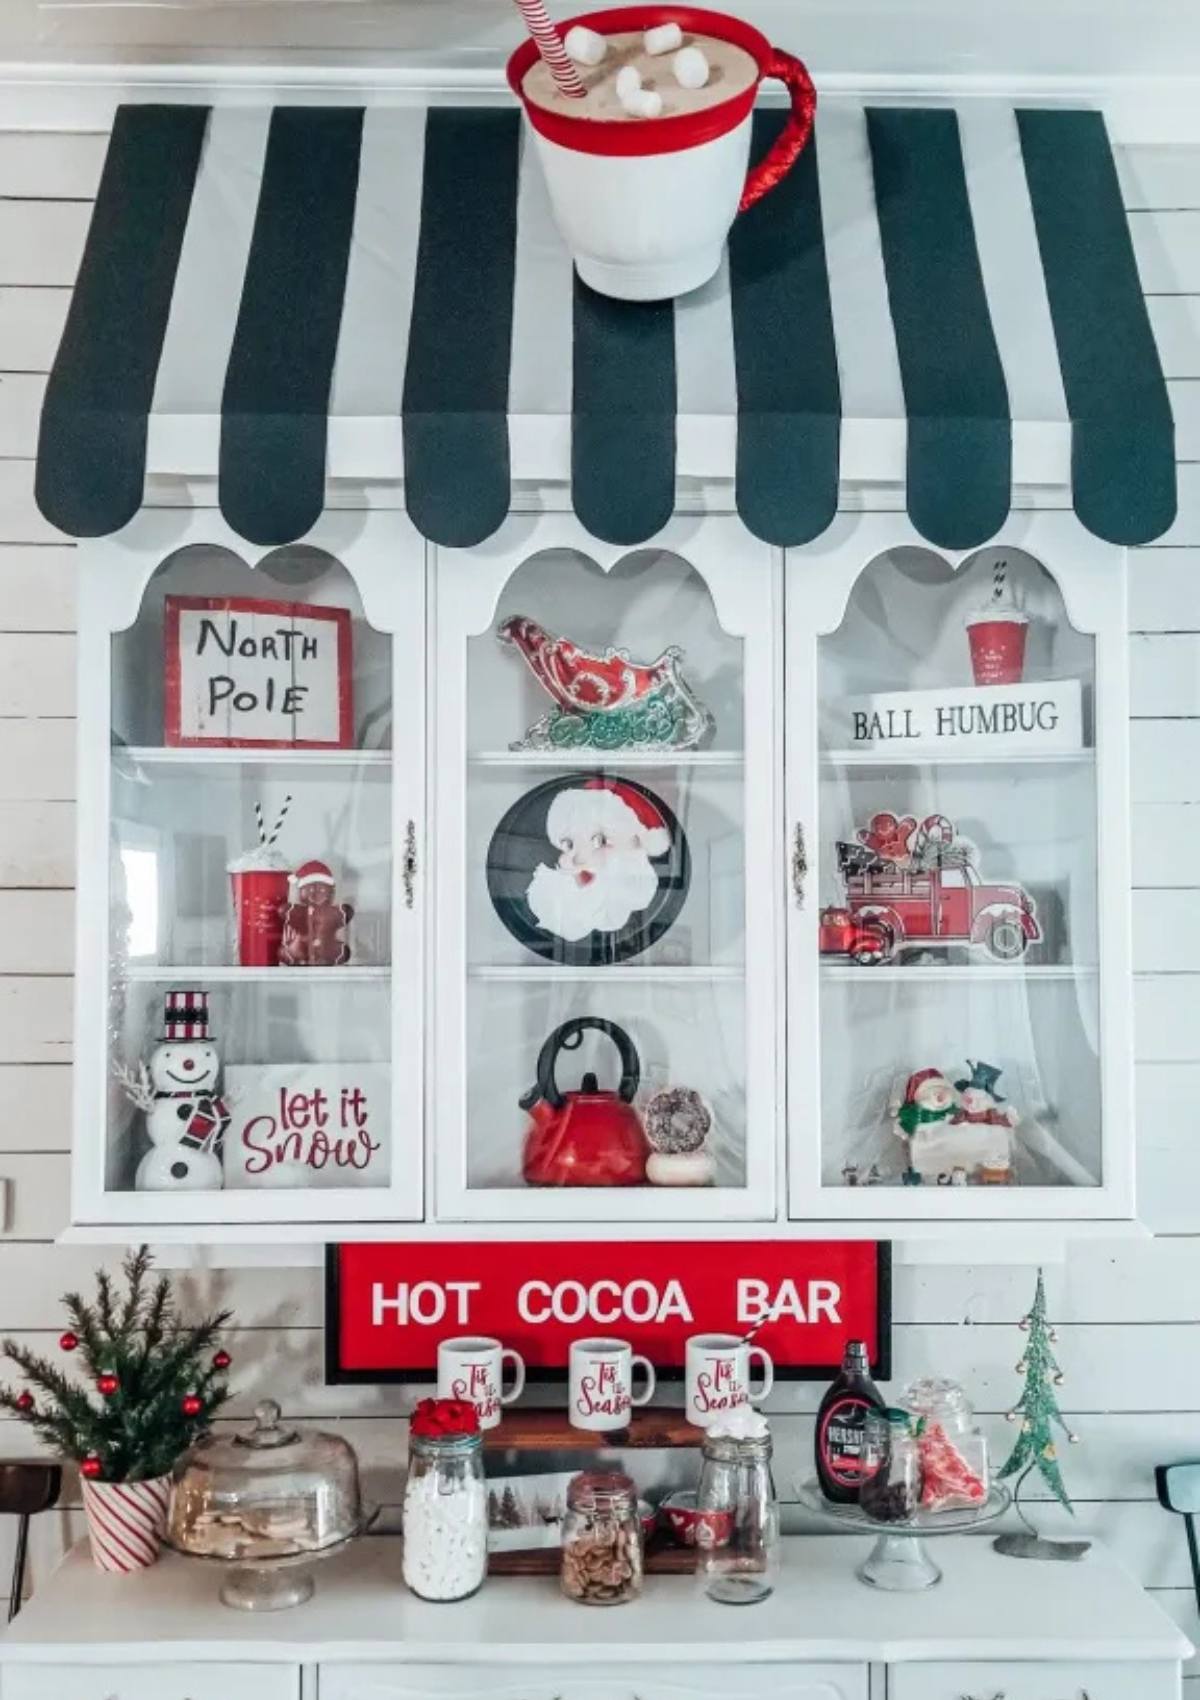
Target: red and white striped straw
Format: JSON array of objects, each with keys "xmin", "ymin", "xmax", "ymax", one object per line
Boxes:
[{"xmin": 512, "ymin": 0, "xmax": 588, "ymax": 98}]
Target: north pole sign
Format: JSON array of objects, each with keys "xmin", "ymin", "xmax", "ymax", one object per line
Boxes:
[
  {"xmin": 164, "ymin": 594, "xmax": 353, "ymax": 749},
  {"xmin": 326, "ymin": 1241, "xmax": 890, "ymax": 1383}
]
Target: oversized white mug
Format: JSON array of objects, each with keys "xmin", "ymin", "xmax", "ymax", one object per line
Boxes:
[
  {"xmin": 437, "ymin": 1336, "xmax": 526, "ymax": 1430},
  {"xmin": 507, "ymin": 7, "xmax": 816, "ymax": 301},
  {"xmin": 569, "ymin": 1337, "xmax": 656, "ymax": 1432},
  {"xmin": 685, "ymin": 1332, "xmax": 774, "ymax": 1427}
]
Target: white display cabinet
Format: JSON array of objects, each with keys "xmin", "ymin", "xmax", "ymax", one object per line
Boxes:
[
  {"xmin": 71, "ymin": 503, "xmax": 1136, "ymax": 1241},
  {"xmin": 73, "ymin": 509, "xmax": 425, "ymax": 1228},
  {"xmin": 786, "ymin": 513, "xmax": 1134, "ymax": 1225},
  {"xmin": 432, "ymin": 514, "xmax": 780, "ymax": 1222}
]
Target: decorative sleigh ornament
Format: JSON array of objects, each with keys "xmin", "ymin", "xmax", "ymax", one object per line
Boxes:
[{"xmin": 498, "ymin": 615, "xmax": 714, "ymax": 753}]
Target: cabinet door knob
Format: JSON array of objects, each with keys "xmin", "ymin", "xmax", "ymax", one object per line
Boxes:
[
  {"xmin": 402, "ymin": 818, "xmax": 418, "ymax": 909},
  {"xmin": 791, "ymin": 821, "xmax": 807, "ymax": 908}
]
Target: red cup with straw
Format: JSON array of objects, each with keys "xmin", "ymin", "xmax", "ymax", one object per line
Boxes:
[
  {"xmin": 966, "ymin": 561, "xmax": 1029, "ymax": 686},
  {"xmin": 228, "ymin": 797, "xmax": 292, "ymax": 968}
]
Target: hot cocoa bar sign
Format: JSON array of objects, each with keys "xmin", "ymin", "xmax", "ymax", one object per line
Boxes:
[
  {"xmin": 327, "ymin": 1241, "xmax": 890, "ymax": 1381},
  {"xmin": 164, "ymin": 594, "xmax": 352, "ymax": 748}
]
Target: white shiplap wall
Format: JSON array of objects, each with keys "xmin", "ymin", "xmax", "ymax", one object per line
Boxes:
[{"xmin": 0, "ymin": 123, "xmax": 1199, "ymax": 1668}]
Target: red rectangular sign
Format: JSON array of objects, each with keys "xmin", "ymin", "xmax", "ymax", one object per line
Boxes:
[{"xmin": 326, "ymin": 1242, "xmax": 890, "ymax": 1382}]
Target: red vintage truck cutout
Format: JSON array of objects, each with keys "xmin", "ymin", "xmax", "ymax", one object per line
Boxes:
[{"xmin": 820, "ymin": 815, "xmax": 1040, "ymax": 966}]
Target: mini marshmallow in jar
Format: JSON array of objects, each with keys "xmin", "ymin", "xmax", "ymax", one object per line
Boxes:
[{"xmin": 402, "ymin": 1399, "xmax": 488, "ymax": 1603}]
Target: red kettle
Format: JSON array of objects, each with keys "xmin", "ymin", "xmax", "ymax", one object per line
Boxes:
[{"xmin": 520, "ymin": 1018, "xmax": 649, "ymax": 1187}]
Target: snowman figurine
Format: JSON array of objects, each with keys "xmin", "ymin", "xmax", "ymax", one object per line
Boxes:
[{"xmin": 114, "ymin": 991, "xmax": 228, "ymax": 1191}]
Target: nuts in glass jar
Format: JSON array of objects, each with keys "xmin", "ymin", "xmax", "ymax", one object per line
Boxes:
[{"xmin": 560, "ymin": 1469, "xmax": 643, "ymax": 1606}]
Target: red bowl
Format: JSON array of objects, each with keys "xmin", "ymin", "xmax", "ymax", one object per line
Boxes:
[{"xmin": 659, "ymin": 1490, "xmax": 733, "ymax": 1548}]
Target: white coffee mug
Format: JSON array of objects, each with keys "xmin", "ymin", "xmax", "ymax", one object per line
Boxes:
[
  {"xmin": 569, "ymin": 1337, "xmax": 656, "ymax": 1432},
  {"xmin": 437, "ymin": 1336, "xmax": 526, "ymax": 1430},
  {"xmin": 685, "ymin": 1332, "xmax": 774, "ymax": 1428}
]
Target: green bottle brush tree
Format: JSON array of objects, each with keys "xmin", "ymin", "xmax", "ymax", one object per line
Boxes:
[{"xmin": 0, "ymin": 1246, "xmax": 232, "ymax": 1482}]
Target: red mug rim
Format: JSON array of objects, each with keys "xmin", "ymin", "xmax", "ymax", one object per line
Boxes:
[{"xmin": 506, "ymin": 5, "xmax": 771, "ymax": 157}]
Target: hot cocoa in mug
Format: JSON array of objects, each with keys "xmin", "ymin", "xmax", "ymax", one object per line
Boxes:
[{"xmin": 508, "ymin": 6, "xmax": 815, "ymax": 300}]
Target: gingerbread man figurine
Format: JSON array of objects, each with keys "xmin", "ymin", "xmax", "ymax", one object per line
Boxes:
[
  {"xmin": 279, "ymin": 860, "xmax": 354, "ymax": 967},
  {"xmin": 857, "ymin": 812, "xmax": 918, "ymax": 866}
]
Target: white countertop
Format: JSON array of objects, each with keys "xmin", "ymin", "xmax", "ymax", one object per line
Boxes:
[{"xmin": 0, "ymin": 1536, "xmax": 1191, "ymax": 1667}]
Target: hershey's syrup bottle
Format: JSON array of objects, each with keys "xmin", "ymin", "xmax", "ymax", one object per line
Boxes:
[{"xmin": 815, "ymin": 1339, "xmax": 885, "ymax": 1505}]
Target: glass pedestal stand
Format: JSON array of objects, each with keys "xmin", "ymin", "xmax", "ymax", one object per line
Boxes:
[
  {"xmin": 797, "ymin": 1483, "xmax": 1011, "ymax": 1591},
  {"xmin": 168, "ymin": 1517, "xmax": 372, "ymax": 1612}
]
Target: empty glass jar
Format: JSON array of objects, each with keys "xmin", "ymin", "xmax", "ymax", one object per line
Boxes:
[{"xmin": 695, "ymin": 1429, "xmax": 780, "ymax": 1604}]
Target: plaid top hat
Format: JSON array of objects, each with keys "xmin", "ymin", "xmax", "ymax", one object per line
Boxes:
[
  {"xmin": 954, "ymin": 1059, "xmax": 1005, "ymax": 1102},
  {"xmin": 161, "ymin": 991, "xmax": 213, "ymax": 1042}
]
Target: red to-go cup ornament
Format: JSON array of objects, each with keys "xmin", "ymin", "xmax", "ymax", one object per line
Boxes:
[
  {"xmin": 507, "ymin": 6, "xmax": 816, "ymax": 300},
  {"xmin": 228, "ymin": 796, "xmax": 292, "ymax": 968},
  {"xmin": 965, "ymin": 560, "xmax": 1029, "ymax": 687}
]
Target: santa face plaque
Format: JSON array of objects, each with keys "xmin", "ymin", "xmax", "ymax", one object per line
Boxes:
[{"xmin": 486, "ymin": 773, "xmax": 690, "ymax": 966}]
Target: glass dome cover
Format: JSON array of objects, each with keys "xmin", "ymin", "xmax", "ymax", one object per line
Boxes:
[{"xmin": 168, "ymin": 1398, "xmax": 362, "ymax": 1562}]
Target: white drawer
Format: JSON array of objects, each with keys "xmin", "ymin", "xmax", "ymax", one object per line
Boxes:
[
  {"xmin": 2, "ymin": 1662, "xmax": 299, "ymax": 1700},
  {"xmin": 889, "ymin": 1661, "xmax": 1180, "ymax": 1700},
  {"xmin": 319, "ymin": 1664, "xmax": 868, "ymax": 1700}
]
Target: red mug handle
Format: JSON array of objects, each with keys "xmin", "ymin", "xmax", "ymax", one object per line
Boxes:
[{"xmin": 739, "ymin": 49, "xmax": 817, "ymax": 214}]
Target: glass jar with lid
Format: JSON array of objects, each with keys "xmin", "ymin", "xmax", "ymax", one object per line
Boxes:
[
  {"xmin": 901, "ymin": 1376, "xmax": 990, "ymax": 1511},
  {"xmin": 168, "ymin": 1398, "xmax": 364, "ymax": 1610},
  {"xmin": 859, "ymin": 1407, "xmax": 921, "ymax": 1525},
  {"xmin": 561, "ymin": 1470, "xmax": 643, "ymax": 1605},
  {"xmin": 695, "ymin": 1414, "xmax": 780, "ymax": 1604},
  {"xmin": 402, "ymin": 1416, "xmax": 487, "ymax": 1602}
]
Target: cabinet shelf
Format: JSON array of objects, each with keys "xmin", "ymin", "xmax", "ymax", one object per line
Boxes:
[
  {"xmin": 469, "ymin": 965, "xmax": 742, "ymax": 983},
  {"xmin": 821, "ymin": 747, "xmax": 1094, "ymax": 768},
  {"xmin": 117, "ymin": 746, "xmax": 391, "ymax": 769},
  {"xmin": 470, "ymin": 750, "xmax": 743, "ymax": 770},
  {"xmin": 122, "ymin": 965, "xmax": 390, "ymax": 984},
  {"xmin": 820, "ymin": 963, "xmax": 1098, "ymax": 983}
]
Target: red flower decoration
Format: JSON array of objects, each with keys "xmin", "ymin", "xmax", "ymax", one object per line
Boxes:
[
  {"xmin": 410, "ymin": 1397, "xmax": 480, "ymax": 1439},
  {"xmin": 213, "ymin": 1350, "xmax": 231, "ymax": 1371},
  {"xmin": 59, "ymin": 1331, "xmax": 78, "ymax": 1352},
  {"xmin": 80, "ymin": 1456, "xmax": 102, "ymax": 1479},
  {"xmin": 15, "ymin": 1391, "xmax": 33, "ymax": 1412},
  {"xmin": 96, "ymin": 1373, "xmax": 119, "ymax": 1397},
  {"xmin": 181, "ymin": 1394, "xmax": 203, "ymax": 1418}
]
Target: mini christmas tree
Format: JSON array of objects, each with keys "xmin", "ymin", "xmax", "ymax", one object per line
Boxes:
[
  {"xmin": 0, "ymin": 1246, "xmax": 232, "ymax": 1483},
  {"xmin": 997, "ymin": 1267, "xmax": 1079, "ymax": 1511}
]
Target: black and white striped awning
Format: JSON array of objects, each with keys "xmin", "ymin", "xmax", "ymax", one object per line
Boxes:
[{"xmin": 36, "ymin": 98, "xmax": 1175, "ymax": 552}]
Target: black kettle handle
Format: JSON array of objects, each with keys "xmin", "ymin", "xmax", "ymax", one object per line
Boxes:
[{"xmin": 519, "ymin": 1018, "xmax": 640, "ymax": 1112}]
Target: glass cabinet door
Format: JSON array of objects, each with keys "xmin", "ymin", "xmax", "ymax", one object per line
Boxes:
[
  {"xmin": 788, "ymin": 526, "xmax": 1133, "ymax": 1222},
  {"xmin": 435, "ymin": 516, "xmax": 779, "ymax": 1222},
  {"xmin": 75, "ymin": 515, "xmax": 424, "ymax": 1227}
]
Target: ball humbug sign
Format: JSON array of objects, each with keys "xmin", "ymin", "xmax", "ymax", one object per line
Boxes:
[{"xmin": 164, "ymin": 595, "xmax": 353, "ymax": 748}]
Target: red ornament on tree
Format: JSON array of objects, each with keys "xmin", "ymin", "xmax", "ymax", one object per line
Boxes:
[
  {"xmin": 59, "ymin": 1331, "xmax": 78, "ymax": 1352},
  {"xmin": 181, "ymin": 1394, "xmax": 204, "ymax": 1418},
  {"xmin": 15, "ymin": 1391, "xmax": 33, "ymax": 1412},
  {"xmin": 212, "ymin": 1350, "xmax": 231, "ymax": 1371},
  {"xmin": 80, "ymin": 1456, "xmax": 102, "ymax": 1479},
  {"xmin": 96, "ymin": 1373, "xmax": 119, "ymax": 1397}
]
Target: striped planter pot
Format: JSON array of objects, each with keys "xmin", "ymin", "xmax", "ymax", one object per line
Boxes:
[{"xmin": 81, "ymin": 1474, "xmax": 171, "ymax": 1573}]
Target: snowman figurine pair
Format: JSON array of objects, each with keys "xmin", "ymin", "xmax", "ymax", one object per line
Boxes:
[{"xmin": 114, "ymin": 991, "xmax": 229, "ymax": 1191}]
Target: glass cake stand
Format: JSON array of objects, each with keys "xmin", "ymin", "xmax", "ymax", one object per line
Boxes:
[
  {"xmin": 167, "ymin": 1512, "xmax": 375, "ymax": 1611},
  {"xmin": 797, "ymin": 1481, "xmax": 1011, "ymax": 1591}
]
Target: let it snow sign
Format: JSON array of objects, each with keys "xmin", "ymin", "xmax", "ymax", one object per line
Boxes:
[
  {"xmin": 165, "ymin": 595, "xmax": 353, "ymax": 749},
  {"xmin": 326, "ymin": 1241, "xmax": 891, "ymax": 1382}
]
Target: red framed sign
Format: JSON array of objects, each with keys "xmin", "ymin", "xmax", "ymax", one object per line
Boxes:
[
  {"xmin": 326, "ymin": 1241, "xmax": 891, "ymax": 1383},
  {"xmin": 164, "ymin": 595, "xmax": 353, "ymax": 749}
]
